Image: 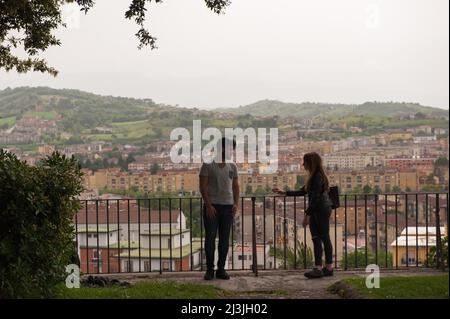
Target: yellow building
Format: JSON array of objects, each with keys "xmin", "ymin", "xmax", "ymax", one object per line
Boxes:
[
  {"xmin": 93, "ymin": 169, "xmax": 108, "ymax": 189},
  {"xmin": 386, "ymin": 132, "xmax": 413, "ymax": 143},
  {"xmin": 398, "ymin": 170, "xmax": 419, "ymax": 191},
  {"xmin": 107, "ymin": 170, "xmax": 130, "ymax": 190},
  {"xmin": 391, "ymin": 226, "xmax": 447, "ymax": 267},
  {"xmin": 329, "ymin": 168, "xmax": 400, "ymax": 193},
  {"xmin": 239, "ymin": 173, "xmax": 297, "ymax": 193},
  {"xmin": 37, "ymin": 144, "xmax": 55, "ymax": 155},
  {"xmin": 298, "ymin": 141, "xmax": 333, "ymax": 155},
  {"xmin": 81, "ymin": 169, "xmax": 94, "ymax": 190},
  {"xmin": 82, "ymin": 168, "xmax": 200, "ymax": 194}
]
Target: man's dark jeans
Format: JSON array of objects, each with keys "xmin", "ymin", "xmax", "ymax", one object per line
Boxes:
[{"xmin": 203, "ymin": 204, "xmax": 233, "ymax": 271}]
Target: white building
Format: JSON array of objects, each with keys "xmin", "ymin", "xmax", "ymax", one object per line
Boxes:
[
  {"xmin": 413, "ymin": 135, "xmax": 437, "ymax": 143},
  {"xmin": 231, "ymin": 243, "xmax": 272, "ymax": 270},
  {"xmin": 118, "ymin": 230, "xmax": 202, "ymax": 272},
  {"xmin": 324, "ymin": 154, "xmax": 385, "ymax": 170}
]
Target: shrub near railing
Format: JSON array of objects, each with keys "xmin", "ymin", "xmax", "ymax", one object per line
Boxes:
[
  {"xmin": 0, "ymin": 150, "xmax": 83, "ymax": 298},
  {"xmin": 428, "ymin": 236, "xmax": 448, "ymax": 270}
]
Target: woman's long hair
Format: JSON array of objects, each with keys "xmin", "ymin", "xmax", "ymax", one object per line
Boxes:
[{"xmin": 304, "ymin": 152, "xmax": 329, "ymax": 193}]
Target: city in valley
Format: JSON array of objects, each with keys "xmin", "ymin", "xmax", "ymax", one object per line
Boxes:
[
  {"xmin": 1, "ymin": 0, "xmax": 448, "ymax": 303},
  {"xmin": 1, "ymin": 87, "xmax": 448, "ymax": 273}
]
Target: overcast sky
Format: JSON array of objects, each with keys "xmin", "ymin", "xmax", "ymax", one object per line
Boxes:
[{"xmin": 0, "ymin": 0, "xmax": 448, "ymax": 109}]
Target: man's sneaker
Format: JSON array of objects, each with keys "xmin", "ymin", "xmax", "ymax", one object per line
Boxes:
[
  {"xmin": 322, "ymin": 268, "xmax": 334, "ymax": 277},
  {"xmin": 215, "ymin": 269, "xmax": 230, "ymax": 280},
  {"xmin": 204, "ymin": 269, "xmax": 215, "ymax": 280},
  {"xmin": 304, "ymin": 268, "xmax": 324, "ymax": 279}
]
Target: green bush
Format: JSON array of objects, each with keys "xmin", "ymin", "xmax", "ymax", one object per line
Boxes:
[
  {"xmin": 269, "ymin": 241, "xmax": 314, "ymax": 269},
  {"xmin": 427, "ymin": 236, "xmax": 448, "ymax": 270},
  {"xmin": 0, "ymin": 150, "xmax": 83, "ymax": 298},
  {"xmin": 342, "ymin": 249, "xmax": 393, "ymax": 268}
]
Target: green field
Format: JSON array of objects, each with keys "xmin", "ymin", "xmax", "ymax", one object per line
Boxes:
[
  {"xmin": 0, "ymin": 116, "xmax": 16, "ymax": 128},
  {"xmin": 111, "ymin": 119, "xmax": 149, "ymax": 127},
  {"xmin": 24, "ymin": 111, "xmax": 57, "ymax": 120},
  {"xmin": 111, "ymin": 120, "xmax": 154, "ymax": 138},
  {"xmin": 342, "ymin": 274, "xmax": 449, "ymax": 299},
  {"xmin": 385, "ymin": 118, "xmax": 449, "ymax": 129}
]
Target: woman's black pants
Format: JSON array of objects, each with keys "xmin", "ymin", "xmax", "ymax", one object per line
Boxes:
[{"xmin": 309, "ymin": 208, "xmax": 333, "ymax": 266}]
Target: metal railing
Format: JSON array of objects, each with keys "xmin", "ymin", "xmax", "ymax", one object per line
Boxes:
[{"xmin": 74, "ymin": 192, "xmax": 449, "ymax": 275}]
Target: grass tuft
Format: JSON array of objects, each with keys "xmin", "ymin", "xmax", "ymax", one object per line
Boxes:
[{"xmin": 339, "ymin": 275, "xmax": 449, "ymax": 299}]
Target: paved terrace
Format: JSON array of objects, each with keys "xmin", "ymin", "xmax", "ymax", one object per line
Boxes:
[{"xmin": 85, "ymin": 269, "xmax": 445, "ymax": 299}]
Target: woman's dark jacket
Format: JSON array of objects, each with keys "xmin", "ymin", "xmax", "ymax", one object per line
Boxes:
[{"xmin": 286, "ymin": 173, "xmax": 332, "ymax": 216}]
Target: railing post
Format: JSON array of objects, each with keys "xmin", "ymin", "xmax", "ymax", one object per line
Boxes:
[
  {"xmin": 435, "ymin": 194, "xmax": 442, "ymax": 270},
  {"xmin": 251, "ymin": 196, "xmax": 258, "ymax": 276}
]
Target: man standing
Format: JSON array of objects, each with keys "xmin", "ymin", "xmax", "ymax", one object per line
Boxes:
[{"xmin": 199, "ymin": 137, "xmax": 239, "ymax": 280}]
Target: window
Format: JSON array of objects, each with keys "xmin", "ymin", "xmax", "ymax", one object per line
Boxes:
[
  {"xmin": 92, "ymin": 249, "xmax": 101, "ymax": 260},
  {"xmin": 123, "ymin": 260, "xmax": 132, "ymax": 272},
  {"xmin": 162, "ymin": 261, "xmax": 170, "ymax": 270},
  {"xmin": 401, "ymin": 253, "xmax": 416, "ymax": 265}
]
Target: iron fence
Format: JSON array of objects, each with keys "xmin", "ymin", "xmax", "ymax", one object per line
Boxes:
[{"xmin": 74, "ymin": 192, "xmax": 449, "ymax": 275}]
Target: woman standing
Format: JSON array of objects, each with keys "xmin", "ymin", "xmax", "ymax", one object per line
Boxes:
[{"xmin": 273, "ymin": 152, "xmax": 333, "ymax": 278}]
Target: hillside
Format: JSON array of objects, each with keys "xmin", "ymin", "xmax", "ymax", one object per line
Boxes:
[
  {"xmin": 0, "ymin": 87, "xmax": 448, "ymax": 148},
  {"xmin": 0, "ymin": 87, "xmax": 251, "ymax": 145},
  {"xmin": 216, "ymin": 99, "xmax": 449, "ymax": 119},
  {"xmin": 0, "ymin": 86, "xmax": 215, "ymax": 135}
]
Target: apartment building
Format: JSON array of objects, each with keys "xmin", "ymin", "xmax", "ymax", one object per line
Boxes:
[
  {"xmin": 82, "ymin": 169, "xmax": 200, "ymax": 194},
  {"xmin": 414, "ymin": 135, "xmax": 437, "ymax": 143},
  {"xmin": 385, "ymin": 158, "xmax": 435, "ymax": 172},
  {"xmin": 74, "ymin": 201, "xmax": 202, "ymax": 273},
  {"xmin": 239, "ymin": 172, "xmax": 298, "ymax": 193},
  {"xmin": 324, "ymin": 154, "xmax": 385, "ymax": 170},
  {"xmin": 328, "ymin": 168, "xmax": 418, "ymax": 193}
]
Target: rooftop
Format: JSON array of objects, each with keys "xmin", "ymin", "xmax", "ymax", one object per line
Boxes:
[{"xmin": 116, "ymin": 242, "xmax": 202, "ymax": 259}]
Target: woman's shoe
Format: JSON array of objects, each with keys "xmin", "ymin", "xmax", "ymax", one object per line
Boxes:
[
  {"xmin": 216, "ymin": 269, "xmax": 230, "ymax": 280},
  {"xmin": 304, "ymin": 268, "xmax": 324, "ymax": 279},
  {"xmin": 322, "ymin": 268, "xmax": 334, "ymax": 277},
  {"xmin": 204, "ymin": 269, "xmax": 215, "ymax": 280}
]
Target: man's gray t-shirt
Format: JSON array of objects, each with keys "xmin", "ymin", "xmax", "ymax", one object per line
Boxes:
[{"xmin": 199, "ymin": 161, "xmax": 238, "ymax": 205}]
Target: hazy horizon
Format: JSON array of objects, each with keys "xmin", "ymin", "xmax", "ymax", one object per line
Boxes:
[
  {"xmin": 2, "ymin": 85, "xmax": 449, "ymax": 111},
  {"xmin": 0, "ymin": 0, "xmax": 448, "ymax": 110}
]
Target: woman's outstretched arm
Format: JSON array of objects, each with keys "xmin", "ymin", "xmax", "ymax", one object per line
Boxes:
[{"xmin": 285, "ymin": 186, "xmax": 307, "ymax": 197}]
